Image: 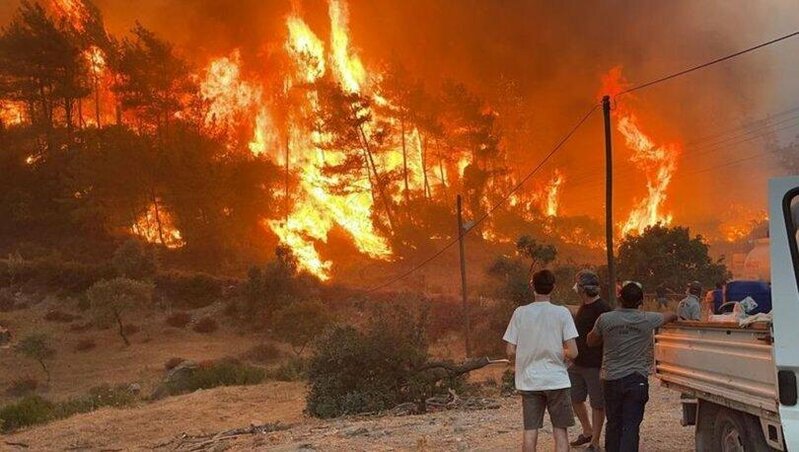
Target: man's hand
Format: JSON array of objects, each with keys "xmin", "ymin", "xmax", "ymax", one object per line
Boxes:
[
  {"xmin": 662, "ymin": 312, "xmax": 678, "ymax": 324},
  {"xmin": 587, "ymin": 327, "xmax": 602, "ymax": 347},
  {"xmin": 563, "ymin": 338, "xmax": 578, "ymax": 361},
  {"xmin": 505, "ymin": 342, "xmax": 516, "ymax": 365}
]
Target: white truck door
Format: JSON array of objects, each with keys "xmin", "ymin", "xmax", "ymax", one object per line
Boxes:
[{"xmin": 769, "ymin": 176, "xmax": 799, "ymax": 450}]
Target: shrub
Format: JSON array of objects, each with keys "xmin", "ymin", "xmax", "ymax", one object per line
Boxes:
[
  {"xmin": 243, "ymin": 246, "xmax": 319, "ymax": 319},
  {"xmin": 15, "ymin": 334, "xmax": 56, "ymax": 383},
  {"xmin": 5, "ymin": 377, "xmax": 38, "ymax": 397},
  {"xmin": 193, "ymin": 316, "xmax": 218, "ymax": 334},
  {"xmin": 160, "ymin": 358, "xmax": 265, "ymax": 397},
  {"xmin": 74, "ymin": 338, "xmax": 96, "ymax": 352},
  {"xmin": 86, "ymin": 278, "xmax": 153, "ymax": 346},
  {"xmin": 242, "ymin": 343, "xmax": 283, "ymax": 364},
  {"xmin": 0, "ymin": 385, "xmax": 138, "ymax": 433},
  {"xmin": 43, "ymin": 309, "xmax": 79, "ymax": 323},
  {"xmin": 155, "ymin": 271, "xmax": 224, "ymax": 309},
  {"xmin": 306, "ymin": 306, "xmax": 439, "ymax": 418},
  {"xmin": 267, "ymin": 357, "xmax": 308, "ymax": 382},
  {"xmin": 272, "ymin": 300, "xmax": 332, "ymax": 356},
  {"xmin": 0, "ymin": 396, "xmax": 54, "ymax": 433},
  {"xmin": 165, "ymin": 311, "xmax": 192, "ymax": 328},
  {"xmin": 121, "ymin": 324, "xmax": 140, "ymax": 337},
  {"xmin": 112, "ymin": 239, "xmax": 157, "ymax": 280},
  {"xmin": 0, "ymin": 256, "xmax": 114, "ymax": 294}
]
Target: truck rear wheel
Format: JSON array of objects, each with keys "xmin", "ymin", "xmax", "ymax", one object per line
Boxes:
[{"xmin": 712, "ymin": 408, "xmax": 769, "ymax": 452}]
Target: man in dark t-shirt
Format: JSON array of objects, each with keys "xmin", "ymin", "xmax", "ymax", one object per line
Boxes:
[{"xmin": 568, "ymin": 270, "xmax": 611, "ymax": 450}]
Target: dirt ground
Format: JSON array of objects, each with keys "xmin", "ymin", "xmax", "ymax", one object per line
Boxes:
[{"xmin": 4, "ymin": 377, "xmax": 694, "ymax": 451}]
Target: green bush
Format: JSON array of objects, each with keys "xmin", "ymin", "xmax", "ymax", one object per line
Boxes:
[
  {"xmin": 155, "ymin": 271, "xmax": 224, "ymax": 309},
  {"xmin": 306, "ymin": 306, "xmax": 436, "ymax": 418},
  {"xmin": 0, "ymin": 385, "xmax": 138, "ymax": 433},
  {"xmin": 5, "ymin": 377, "xmax": 38, "ymax": 397},
  {"xmin": 15, "ymin": 334, "xmax": 56, "ymax": 383},
  {"xmin": 0, "ymin": 396, "xmax": 54, "ymax": 432},
  {"xmin": 112, "ymin": 239, "xmax": 158, "ymax": 280},
  {"xmin": 161, "ymin": 359, "xmax": 265, "ymax": 397}
]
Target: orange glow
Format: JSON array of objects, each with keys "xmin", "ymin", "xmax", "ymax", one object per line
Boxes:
[
  {"xmin": 85, "ymin": 45, "xmax": 106, "ymax": 74},
  {"xmin": 544, "ymin": 169, "xmax": 564, "ymax": 217},
  {"xmin": 601, "ymin": 67, "xmax": 681, "ymax": 237},
  {"xmin": 0, "ymin": 101, "xmax": 25, "ymax": 126},
  {"xmin": 718, "ymin": 205, "xmax": 768, "ymax": 242},
  {"xmin": 131, "ymin": 202, "xmax": 185, "ymax": 249},
  {"xmin": 328, "ymin": 0, "xmax": 366, "ymax": 93},
  {"xmin": 50, "ymin": 0, "xmax": 89, "ymax": 31}
]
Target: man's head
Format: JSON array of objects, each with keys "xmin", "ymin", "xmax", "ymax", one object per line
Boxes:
[
  {"xmin": 687, "ymin": 281, "xmax": 702, "ymax": 296},
  {"xmin": 574, "ymin": 269, "xmax": 600, "ymax": 298},
  {"xmin": 620, "ymin": 281, "xmax": 644, "ymax": 308},
  {"xmin": 530, "ymin": 269, "xmax": 555, "ymax": 296}
]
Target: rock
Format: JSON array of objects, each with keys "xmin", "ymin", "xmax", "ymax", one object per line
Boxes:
[
  {"xmin": 128, "ymin": 383, "xmax": 141, "ymax": 394},
  {"xmin": 0, "ymin": 326, "xmax": 11, "ymax": 346},
  {"xmin": 151, "ymin": 360, "xmax": 199, "ymax": 399}
]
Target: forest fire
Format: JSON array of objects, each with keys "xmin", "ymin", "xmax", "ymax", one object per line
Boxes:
[
  {"xmin": 601, "ymin": 67, "xmax": 681, "ymax": 236},
  {"xmin": 131, "ymin": 202, "xmax": 184, "ymax": 249}
]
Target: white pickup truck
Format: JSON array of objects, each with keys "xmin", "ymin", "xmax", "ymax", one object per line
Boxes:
[{"xmin": 654, "ymin": 176, "xmax": 799, "ymax": 451}]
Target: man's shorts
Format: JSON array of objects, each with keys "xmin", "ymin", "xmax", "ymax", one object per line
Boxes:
[
  {"xmin": 568, "ymin": 365, "xmax": 605, "ymax": 410},
  {"xmin": 520, "ymin": 388, "xmax": 575, "ymax": 430}
]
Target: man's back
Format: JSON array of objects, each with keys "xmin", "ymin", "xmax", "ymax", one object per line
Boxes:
[
  {"xmin": 504, "ymin": 301, "xmax": 578, "ymax": 391},
  {"xmin": 677, "ymin": 294, "xmax": 701, "ymax": 320},
  {"xmin": 595, "ymin": 309, "xmax": 664, "ymax": 381}
]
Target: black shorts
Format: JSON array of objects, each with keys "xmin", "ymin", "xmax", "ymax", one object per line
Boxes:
[
  {"xmin": 520, "ymin": 388, "xmax": 575, "ymax": 430},
  {"xmin": 568, "ymin": 365, "xmax": 605, "ymax": 410}
]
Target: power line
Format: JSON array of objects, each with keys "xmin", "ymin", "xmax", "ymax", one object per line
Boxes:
[
  {"xmin": 364, "ymin": 104, "xmax": 599, "ymax": 293},
  {"xmin": 617, "ymin": 30, "xmax": 799, "ymax": 96}
]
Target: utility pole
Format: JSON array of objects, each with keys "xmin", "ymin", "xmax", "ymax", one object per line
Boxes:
[
  {"xmin": 602, "ymin": 95, "xmax": 617, "ymax": 306},
  {"xmin": 456, "ymin": 194, "xmax": 472, "ymax": 357}
]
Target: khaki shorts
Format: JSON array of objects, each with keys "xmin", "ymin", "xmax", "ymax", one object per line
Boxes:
[
  {"xmin": 569, "ymin": 365, "xmax": 605, "ymax": 410},
  {"xmin": 520, "ymin": 388, "xmax": 575, "ymax": 430}
]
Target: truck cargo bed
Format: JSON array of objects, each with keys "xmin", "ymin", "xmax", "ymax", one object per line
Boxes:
[{"xmin": 654, "ymin": 321, "xmax": 779, "ymax": 420}]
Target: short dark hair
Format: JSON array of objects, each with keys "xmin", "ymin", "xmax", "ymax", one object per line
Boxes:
[
  {"xmin": 531, "ymin": 269, "xmax": 556, "ymax": 295},
  {"xmin": 620, "ymin": 282, "xmax": 644, "ymax": 308}
]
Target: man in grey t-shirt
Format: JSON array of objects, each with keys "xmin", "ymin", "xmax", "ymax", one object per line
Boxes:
[{"xmin": 587, "ymin": 282, "xmax": 677, "ymax": 452}]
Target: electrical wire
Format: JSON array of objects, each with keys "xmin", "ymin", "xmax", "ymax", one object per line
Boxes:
[
  {"xmin": 363, "ymin": 104, "xmax": 599, "ymax": 293},
  {"xmin": 617, "ymin": 30, "xmax": 799, "ymax": 96}
]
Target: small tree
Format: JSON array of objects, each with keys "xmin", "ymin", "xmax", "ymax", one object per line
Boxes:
[
  {"xmin": 516, "ymin": 235, "xmax": 557, "ymax": 272},
  {"xmin": 15, "ymin": 334, "xmax": 56, "ymax": 383},
  {"xmin": 86, "ymin": 278, "xmax": 153, "ymax": 346},
  {"xmin": 112, "ymin": 239, "xmax": 157, "ymax": 280},
  {"xmin": 617, "ymin": 224, "xmax": 731, "ymax": 291},
  {"xmin": 272, "ymin": 300, "xmax": 332, "ymax": 356}
]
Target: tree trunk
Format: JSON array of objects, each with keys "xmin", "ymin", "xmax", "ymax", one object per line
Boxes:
[
  {"xmin": 401, "ymin": 117, "xmax": 409, "ymax": 205},
  {"xmin": 421, "ymin": 135, "xmax": 431, "ymax": 200},
  {"xmin": 94, "ymin": 74, "xmax": 101, "ymax": 127},
  {"xmin": 38, "ymin": 360, "xmax": 50, "ymax": 384},
  {"xmin": 285, "ymin": 135, "xmax": 290, "ymax": 224},
  {"xmin": 357, "ymin": 124, "xmax": 397, "ymax": 232},
  {"xmin": 115, "ymin": 312, "xmax": 130, "ymax": 346},
  {"xmin": 150, "ymin": 190, "xmax": 167, "ymax": 246}
]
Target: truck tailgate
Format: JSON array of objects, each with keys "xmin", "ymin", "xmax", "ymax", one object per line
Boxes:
[{"xmin": 655, "ymin": 322, "xmax": 779, "ymax": 418}]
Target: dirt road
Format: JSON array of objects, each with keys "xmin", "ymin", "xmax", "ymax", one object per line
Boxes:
[{"xmin": 5, "ymin": 378, "xmax": 693, "ymax": 451}]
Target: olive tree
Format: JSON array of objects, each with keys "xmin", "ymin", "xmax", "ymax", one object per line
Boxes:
[{"xmin": 86, "ymin": 277, "xmax": 153, "ymax": 346}]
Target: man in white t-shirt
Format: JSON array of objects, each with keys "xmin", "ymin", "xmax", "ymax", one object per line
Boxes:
[{"xmin": 504, "ymin": 269, "xmax": 579, "ymax": 452}]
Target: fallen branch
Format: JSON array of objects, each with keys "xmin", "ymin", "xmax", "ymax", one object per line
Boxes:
[
  {"xmin": 415, "ymin": 357, "xmax": 509, "ymax": 376},
  {"xmin": 156, "ymin": 422, "xmax": 289, "ymax": 451},
  {"xmin": 4, "ymin": 442, "xmax": 29, "ymax": 449}
]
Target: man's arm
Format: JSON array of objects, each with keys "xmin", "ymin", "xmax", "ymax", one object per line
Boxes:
[
  {"xmin": 506, "ymin": 342, "xmax": 516, "ymax": 364},
  {"xmin": 563, "ymin": 338, "xmax": 578, "ymax": 360},
  {"xmin": 662, "ymin": 312, "xmax": 679, "ymax": 324},
  {"xmin": 587, "ymin": 327, "xmax": 602, "ymax": 347}
]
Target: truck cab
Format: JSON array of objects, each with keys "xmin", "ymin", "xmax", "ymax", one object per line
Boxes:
[{"xmin": 653, "ymin": 176, "xmax": 799, "ymax": 451}]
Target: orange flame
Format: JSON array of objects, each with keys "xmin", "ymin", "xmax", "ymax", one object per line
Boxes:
[
  {"xmin": 50, "ymin": 0, "xmax": 89, "ymax": 31},
  {"xmin": 544, "ymin": 169, "xmax": 565, "ymax": 217},
  {"xmin": 718, "ymin": 205, "xmax": 768, "ymax": 242},
  {"xmin": 131, "ymin": 202, "xmax": 185, "ymax": 249},
  {"xmin": 601, "ymin": 67, "xmax": 681, "ymax": 236},
  {"xmin": 0, "ymin": 101, "xmax": 25, "ymax": 126},
  {"xmin": 328, "ymin": 0, "xmax": 366, "ymax": 93}
]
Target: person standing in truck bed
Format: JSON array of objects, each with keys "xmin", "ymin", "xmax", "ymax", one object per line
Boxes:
[{"xmin": 677, "ymin": 281, "xmax": 702, "ymax": 320}]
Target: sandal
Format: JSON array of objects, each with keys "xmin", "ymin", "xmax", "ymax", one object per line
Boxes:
[{"xmin": 570, "ymin": 434, "xmax": 593, "ymax": 447}]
